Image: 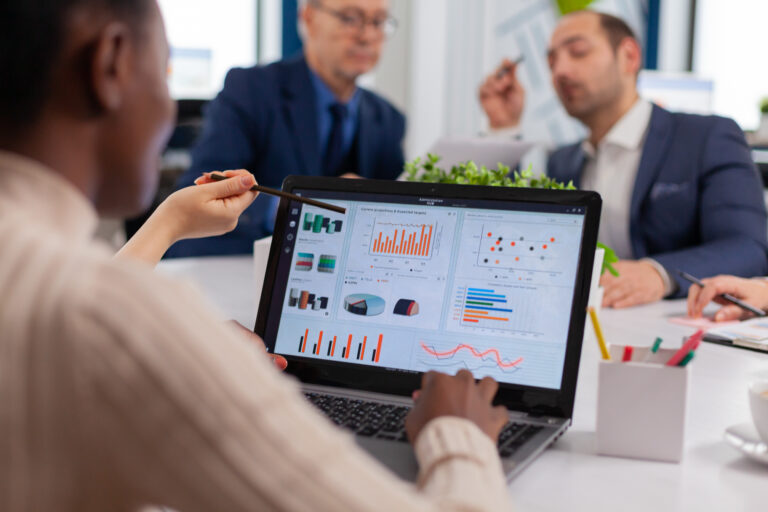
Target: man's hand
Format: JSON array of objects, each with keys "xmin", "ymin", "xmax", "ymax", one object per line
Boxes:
[
  {"xmin": 687, "ymin": 275, "xmax": 768, "ymax": 321},
  {"xmin": 601, "ymin": 260, "xmax": 665, "ymax": 308},
  {"xmin": 405, "ymin": 370, "xmax": 508, "ymax": 444},
  {"xmin": 230, "ymin": 321, "xmax": 288, "ymax": 371},
  {"xmin": 478, "ymin": 58, "xmax": 525, "ymax": 130}
]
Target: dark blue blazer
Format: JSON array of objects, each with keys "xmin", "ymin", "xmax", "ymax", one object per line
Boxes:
[
  {"xmin": 548, "ymin": 105, "xmax": 768, "ymax": 297},
  {"xmin": 166, "ymin": 55, "xmax": 406, "ymax": 257}
]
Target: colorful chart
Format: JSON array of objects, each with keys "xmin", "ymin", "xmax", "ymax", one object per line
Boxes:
[
  {"xmin": 343, "ymin": 294, "xmax": 386, "ymax": 316},
  {"xmin": 317, "ymin": 254, "xmax": 336, "ymax": 273},
  {"xmin": 369, "ymin": 220, "xmax": 435, "ymax": 259},
  {"xmin": 417, "ymin": 340, "xmax": 524, "ymax": 375},
  {"xmin": 303, "ymin": 213, "xmax": 343, "ymax": 234},
  {"xmin": 393, "ymin": 299, "xmax": 419, "ymax": 316},
  {"xmin": 297, "ymin": 328, "xmax": 384, "ymax": 362},
  {"xmin": 462, "ymin": 287, "xmax": 513, "ymax": 325},
  {"xmin": 295, "ymin": 252, "xmax": 313, "ymax": 271},
  {"xmin": 288, "ymin": 288, "xmax": 329, "ymax": 311}
]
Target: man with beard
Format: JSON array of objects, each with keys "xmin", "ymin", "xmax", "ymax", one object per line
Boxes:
[
  {"xmin": 480, "ymin": 10, "xmax": 768, "ymax": 308},
  {"xmin": 167, "ymin": 0, "xmax": 406, "ymax": 256}
]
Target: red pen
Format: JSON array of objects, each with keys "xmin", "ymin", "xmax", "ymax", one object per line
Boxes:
[
  {"xmin": 665, "ymin": 330, "xmax": 704, "ymax": 366},
  {"xmin": 622, "ymin": 345, "xmax": 633, "ymax": 362}
]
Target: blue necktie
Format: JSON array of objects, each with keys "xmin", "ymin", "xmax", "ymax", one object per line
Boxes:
[{"xmin": 323, "ymin": 103, "xmax": 348, "ymax": 175}]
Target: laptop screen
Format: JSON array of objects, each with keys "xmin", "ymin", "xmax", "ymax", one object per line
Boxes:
[{"xmin": 261, "ymin": 184, "xmax": 592, "ymax": 394}]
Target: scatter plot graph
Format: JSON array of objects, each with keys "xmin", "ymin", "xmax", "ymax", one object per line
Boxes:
[{"xmin": 477, "ymin": 224, "xmax": 564, "ymax": 274}]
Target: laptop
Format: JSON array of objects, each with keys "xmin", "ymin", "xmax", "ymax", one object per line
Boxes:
[{"xmin": 256, "ymin": 176, "xmax": 601, "ymax": 481}]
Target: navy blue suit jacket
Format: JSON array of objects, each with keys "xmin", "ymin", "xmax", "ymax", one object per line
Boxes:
[
  {"xmin": 548, "ymin": 105, "xmax": 768, "ymax": 297},
  {"xmin": 166, "ymin": 55, "xmax": 406, "ymax": 257}
]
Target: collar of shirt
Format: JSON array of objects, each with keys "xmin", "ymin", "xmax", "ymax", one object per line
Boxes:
[
  {"xmin": 0, "ymin": 150, "xmax": 97, "ymax": 240},
  {"xmin": 581, "ymin": 98, "xmax": 653, "ymax": 158},
  {"xmin": 309, "ymin": 69, "xmax": 361, "ymax": 161}
]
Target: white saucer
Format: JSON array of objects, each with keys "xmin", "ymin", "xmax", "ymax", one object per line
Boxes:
[{"xmin": 724, "ymin": 423, "xmax": 768, "ymax": 465}]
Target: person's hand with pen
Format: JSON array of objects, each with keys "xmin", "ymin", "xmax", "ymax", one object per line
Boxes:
[
  {"xmin": 117, "ymin": 169, "xmax": 259, "ymax": 266},
  {"xmin": 687, "ymin": 275, "xmax": 768, "ymax": 322},
  {"xmin": 478, "ymin": 57, "xmax": 526, "ymax": 130}
]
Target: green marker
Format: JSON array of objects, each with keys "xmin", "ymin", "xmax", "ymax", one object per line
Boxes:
[
  {"xmin": 677, "ymin": 350, "xmax": 695, "ymax": 367},
  {"xmin": 643, "ymin": 337, "xmax": 663, "ymax": 362}
]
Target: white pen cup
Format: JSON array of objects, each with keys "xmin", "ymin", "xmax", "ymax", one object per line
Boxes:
[{"xmin": 748, "ymin": 380, "xmax": 768, "ymax": 443}]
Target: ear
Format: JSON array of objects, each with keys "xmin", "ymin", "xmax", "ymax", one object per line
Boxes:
[
  {"xmin": 300, "ymin": 3, "xmax": 315, "ymax": 35},
  {"xmin": 619, "ymin": 37, "xmax": 642, "ymax": 76},
  {"xmin": 89, "ymin": 22, "xmax": 133, "ymax": 113}
]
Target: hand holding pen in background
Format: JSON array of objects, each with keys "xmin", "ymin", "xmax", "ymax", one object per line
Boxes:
[{"xmin": 478, "ymin": 56, "xmax": 526, "ymax": 130}]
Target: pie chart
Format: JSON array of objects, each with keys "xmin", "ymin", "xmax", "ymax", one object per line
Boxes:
[{"xmin": 343, "ymin": 294, "xmax": 386, "ymax": 316}]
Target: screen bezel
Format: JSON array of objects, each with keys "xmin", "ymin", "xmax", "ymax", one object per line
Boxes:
[{"xmin": 255, "ymin": 176, "xmax": 601, "ymax": 419}]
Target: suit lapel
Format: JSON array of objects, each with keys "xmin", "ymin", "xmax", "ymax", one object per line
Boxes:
[
  {"xmin": 280, "ymin": 56, "xmax": 321, "ymax": 175},
  {"xmin": 629, "ymin": 105, "xmax": 674, "ymax": 255}
]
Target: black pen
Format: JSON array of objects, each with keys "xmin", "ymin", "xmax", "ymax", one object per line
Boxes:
[
  {"xmin": 206, "ymin": 173, "xmax": 346, "ymax": 214},
  {"xmin": 496, "ymin": 55, "xmax": 525, "ymax": 79},
  {"xmin": 677, "ymin": 270, "xmax": 767, "ymax": 317}
]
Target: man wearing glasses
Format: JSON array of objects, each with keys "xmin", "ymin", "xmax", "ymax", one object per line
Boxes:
[{"xmin": 168, "ymin": 0, "xmax": 403, "ymax": 256}]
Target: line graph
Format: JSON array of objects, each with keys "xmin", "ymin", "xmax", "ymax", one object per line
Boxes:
[{"xmin": 419, "ymin": 342, "xmax": 523, "ymax": 369}]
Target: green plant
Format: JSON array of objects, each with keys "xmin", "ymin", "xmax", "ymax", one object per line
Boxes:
[
  {"xmin": 760, "ymin": 97, "xmax": 768, "ymax": 115},
  {"xmin": 404, "ymin": 153, "xmax": 576, "ymax": 189},
  {"xmin": 405, "ymin": 154, "xmax": 617, "ymax": 276}
]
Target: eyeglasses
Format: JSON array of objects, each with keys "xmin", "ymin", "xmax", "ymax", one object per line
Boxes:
[{"xmin": 310, "ymin": 2, "xmax": 398, "ymax": 37}]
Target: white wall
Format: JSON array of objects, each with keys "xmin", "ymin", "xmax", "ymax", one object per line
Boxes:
[
  {"xmin": 159, "ymin": 0, "xmax": 258, "ymax": 99},
  {"xmin": 693, "ymin": 0, "xmax": 768, "ymax": 130},
  {"xmin": 658, "ymin": 0, "xmax": 692, "ymax": 72}
]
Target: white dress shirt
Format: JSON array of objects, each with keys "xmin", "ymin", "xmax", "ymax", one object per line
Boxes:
[
  {"xmin": 580, "ymin": 98, "xmax": 652, "ymax": 259},
  {"xmin": 579, "ymin": 99, "xmax": 675, "ymax": 295}
]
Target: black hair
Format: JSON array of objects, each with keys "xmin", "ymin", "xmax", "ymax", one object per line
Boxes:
[
  {"xmin": 0, "ymin": 0, "xmax": 150, "ymax": 129},
  {"xmin": 595, "ymin": 11, "xmax": 639, "ymax": 52}
]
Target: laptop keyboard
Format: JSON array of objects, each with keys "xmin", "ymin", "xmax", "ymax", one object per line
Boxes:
[{"xmin": 305, "ymin": 392, "xmax": 544, "ymax": 457}]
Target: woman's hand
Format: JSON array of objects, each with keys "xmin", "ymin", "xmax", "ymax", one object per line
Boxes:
[
  {"xmin": 405, "ymin": 370, "xmax": 508, "ymax": 444},
  {"xmin": 116, "ymin": 170, "xmax": 258, "ymax": 265},
  {"xmin": 167, "ymin": 169, "xmax": 259, "ymax": 240},
  {"xmin": 687, "ymin": 275, "xmax": 768, "ymax": 321},
  {"xmin": 229, "ymin": 321, "xmax": 288, "ymax": 371}
]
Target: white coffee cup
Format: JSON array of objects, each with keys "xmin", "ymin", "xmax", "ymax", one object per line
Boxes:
[{"xmin": 748, "ymin": 380, "xmax": 768, "ymax": 443}]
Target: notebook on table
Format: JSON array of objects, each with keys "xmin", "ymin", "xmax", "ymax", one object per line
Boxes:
[{"xmin": 255, "ymin": 176, "xmax": 601, "ymax": 481}]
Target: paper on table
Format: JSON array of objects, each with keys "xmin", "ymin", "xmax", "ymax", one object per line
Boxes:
[
  {"xmin": 668, "ymin": 316, "xmax": 737, "ymax": 330},
  {"xmin": 706, "ymin": 317, "xmax": 768, "ymax": 350}
]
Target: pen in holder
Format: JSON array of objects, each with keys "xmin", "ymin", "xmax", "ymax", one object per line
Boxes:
[{"xmin": 596, "ymin": 344, "xmax": 690, "ymax": 463}]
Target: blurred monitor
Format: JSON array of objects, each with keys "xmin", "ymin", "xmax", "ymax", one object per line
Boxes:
[{"xmin": 637, "ymin": 71, "xmax": 714, "ymax": 115}]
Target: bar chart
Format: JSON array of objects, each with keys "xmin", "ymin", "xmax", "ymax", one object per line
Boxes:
[
  {"xmin": 461, "ymin": 287, "xmax": 514, "ymax": 326},
  {"xmin": 369, "ymin": 220, "xmax": 435, "ymax": 259},
  {"xmin": 297, "ymin": 328, "xmax": 384, "ymax": 363}
]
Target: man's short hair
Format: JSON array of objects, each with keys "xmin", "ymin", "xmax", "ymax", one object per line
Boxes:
[
  {"xmin": 595, "ymin": 11, "xmax": 639, "ymax": 52},
  {"xmin": 0, "ymin": 0, "xmax": 150, "ymax": 129}
]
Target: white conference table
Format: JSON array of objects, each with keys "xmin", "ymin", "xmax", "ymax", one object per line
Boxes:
[{"xmin": 158, "ymin": 256, "xmax": 768, "ymax": 511}]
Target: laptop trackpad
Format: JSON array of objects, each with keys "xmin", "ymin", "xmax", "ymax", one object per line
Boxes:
[{"xmin": 356, "ymin": 437, "xmax": 419, "ymax": 481}]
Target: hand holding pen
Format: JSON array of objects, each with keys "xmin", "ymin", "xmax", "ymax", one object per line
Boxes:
[
  {"xmin": 682, "ymin": 271, "xmax": 768, "ymax": 322},
  {"xmin": 478, "ymin": 56, "xmax": 526, "ymax": 130},
  {"xmin": 197, "ymin": 171, "xmax": 346, "ymax": 214}
]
